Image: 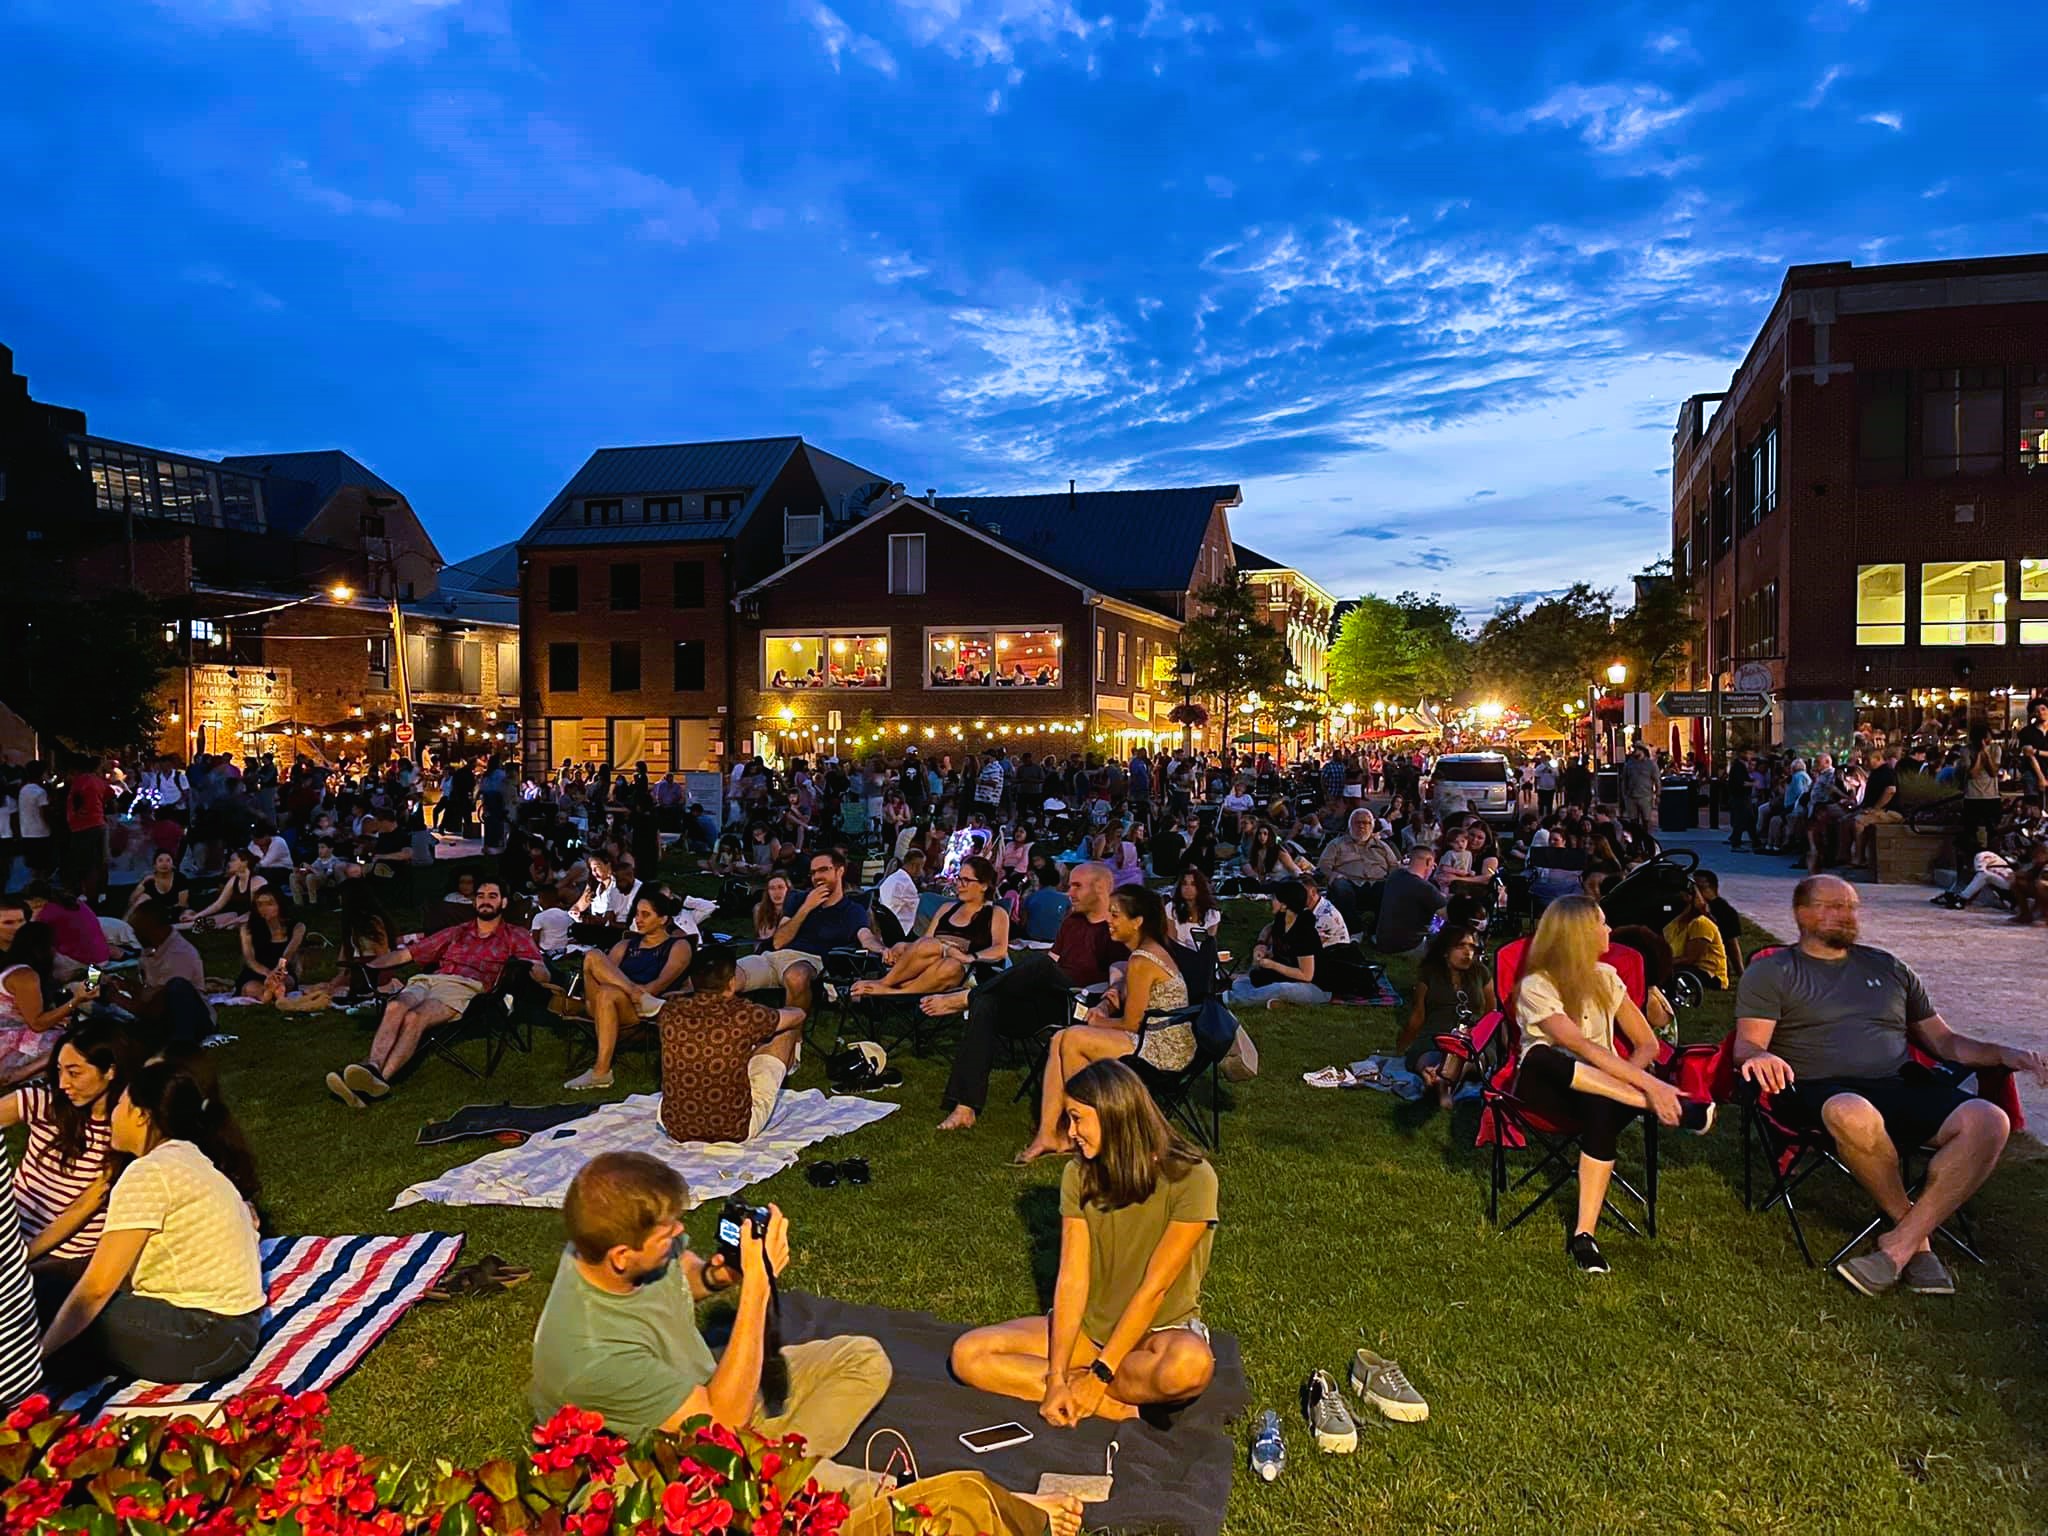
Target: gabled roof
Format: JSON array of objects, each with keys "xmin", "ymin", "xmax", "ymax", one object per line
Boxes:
[
  {"xmin": 518, "ymin": 437, "xmax": 806, "ymax": 549},
  {"xmin": 1232, "ymin": 541, "xmax": 1283, "ymax": 571},
  {"xmin": 438, "ymin": 541, "xmax": 519, "ymax": 595},
  {"xmin": 217, "ymin": 450, "xmax": 400, "ymax": 534},
  {"xmin": 932, "ymin": 485, "xmax": 1239, "ymax": 598}
]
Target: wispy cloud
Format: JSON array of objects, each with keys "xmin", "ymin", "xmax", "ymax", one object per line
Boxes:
[
  {"xmin": 806, "ymin": 3, "xmax": 899, "ymax": 76},
  {"xmin": 149, "ymin": 0, "xmax": 465, "ymax": 49},
  {"xmin": 1333, "ymin": 26, "xmax": 1440, "ymax": 80},
  {"xmin": 1645, "ymin": 28, "xmax": 1693, "ymax": 57},
  {"xmin": 1861, "ymin": 110, "xmax": 1904, "ymax": 131},
  {"xmin": 1802, "ymin": 64, "xmax": 1843, "ymax": 108},
  {"xmin": 1519, "ymin": 82, "xmax": 1695, "ymax": 154},
  {"xmin": 280, "ymin": 157, "xmax": 401, "ymax": 219},
  {"xmin": 1204, "ymin": 175, "xmax": 1235, "ymax": 198},
  {"xmin": 182, "ymin": 263, "xmax": 284, "ymax": 311},
  {"xmin": 888, "ymin": 0, "xmax": 1102, "ymax": 66}
]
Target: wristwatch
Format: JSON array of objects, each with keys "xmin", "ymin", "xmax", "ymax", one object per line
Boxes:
[{"xmin": 1088, "ymin": 1359, "xmax": 1116, "ymax": 1385}]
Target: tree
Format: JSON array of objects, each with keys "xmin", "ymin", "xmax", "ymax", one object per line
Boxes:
[
  {"xmin": 1176, "ymin": 570, "xmax": 1290, "ymax": 751},
  {"xmin": 1470, "ymin": 582, "xmax": 1618, "ymax": 729},
  {"xmin": 1328, "ymin": 591, "xmax": 1472, "ymax": 708},
  {"xmin": 1612, "ymin": 561, "xmax": 1694, "ymax": 698},
  {"xmin": 7, "ymin": 590, "xmax": 175, "ymax": 752}
]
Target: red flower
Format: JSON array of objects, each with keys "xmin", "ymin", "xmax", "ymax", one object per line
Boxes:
[{"xmin": 1, "ymin": 1396, "xmax": 49, "ymax": 1433}]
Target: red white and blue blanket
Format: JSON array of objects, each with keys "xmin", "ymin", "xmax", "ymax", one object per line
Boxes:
[{"xmin": 61, "ymin": 1232, "xmax": 464, "ymax": 1419}]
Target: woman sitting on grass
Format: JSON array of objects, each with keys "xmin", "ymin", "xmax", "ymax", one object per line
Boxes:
[
  {"xmin": 0, "ymin": 901, "xmax": 85, "ymax": 1081},
  {"xmin": 565, "ymin": 890, "xmax": 694, "ymax": 1092},
  {"xmin": 40, "ymin": 1054, "xmax": 264, "ymax": 1388},
  {"xmin": 1226, "ymin": 881, "xmax": 1329, "ymax": 1010},
  {"xmin": 234, "ymin": 887, "xmax": 307, "ymax": 1003},
  {"xmin": 852, "ymin": 855, "xmax": 1009, "ymax": 999},
  {"xmin": 954, "ymin": 1059, "xmax": 1216, "ymax": 1424},
  {"xmin": 124, "ymin": 852, "xmax": 191, "ymax": 919},
  {"xmin": 1512, "ymin": 896, "xmax": 1712, "ymax": 1276},
  {"xmin": 178, "ymin": 849, "xmax": 267, "ymax": 931},
  {"xmin": 1240, "ymin": 823, "xmax": 1304, "ymax": 888},
  {"xmin": 1016, "ymin": 886, "xmax": 1189, "ymax": 1165},
  {"xmin": 1396, "ymin": 923, "xmax": 1495, "ymax": 1108},
  {"xmin": 1, "ymin": 1017, "xmax": 145, "ymax": 1274}
]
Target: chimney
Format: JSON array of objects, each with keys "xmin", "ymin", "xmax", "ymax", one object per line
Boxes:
[
  {"xmin": 1069, "ymin": 478, "xmax": 1076, "ymax": 517},
  {"xmin": 925, "ymin": 487, "xmax": 937, "ymax": 502}
]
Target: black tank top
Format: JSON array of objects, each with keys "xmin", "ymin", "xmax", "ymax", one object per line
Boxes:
[{"xmin": 935, "ymin": 900, "xmax": 995, "ymax": 953}]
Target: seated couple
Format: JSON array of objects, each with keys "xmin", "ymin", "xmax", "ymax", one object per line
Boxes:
[{"xmin": 851, "ymin": 855, "xmax": 1009, "ymax": 1002}]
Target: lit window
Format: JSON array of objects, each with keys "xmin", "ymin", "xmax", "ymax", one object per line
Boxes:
[
  {"xmin": 1856, "ymin": 564, "xmax": 1905, "ymax": 646},
  {"xmin": 925, "ymin": 629, "xmax": 1062, "ymax": 688},
  {"xmin": 2021, "ymin": 367, "xmax": 2048, "ymax": 475},
  {"xmin": 763, "ymin": 634, "xmax": 890, "ymax": 689},
  {"xmin": 1920, "ymin": 560, "xmax": 2005, "ymax": 645}
]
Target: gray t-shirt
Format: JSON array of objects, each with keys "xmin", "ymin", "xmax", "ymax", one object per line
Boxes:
[
  {"xmin": 1374, "ymin": 868, "xmax": 1447, "ymax": 953},
  {"xmin": 1734, "ymin": 944, "xmax": 1933, "ymax": 1081}
]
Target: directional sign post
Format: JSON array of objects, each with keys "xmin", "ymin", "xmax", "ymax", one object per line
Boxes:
[
  {"xmin": 1719, "ymin": 691, "xmax": 1772, "ymax": 718},
  {"xmin": 1657, "ymin": 692, "xmax": 1716, "ymax": 718},
  {"xmin": 1658, "ymin": 691, "xmax": 1770, "ymax": 719}
]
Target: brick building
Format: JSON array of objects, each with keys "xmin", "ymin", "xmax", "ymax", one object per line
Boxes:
[
  {"xmin": 1231, "ymin": 542, "xmax": 1335, "ymax": 694},
  {"xmin": 731, "ymin": 495, "xmax": 1191, "ymax": 758},
  {"xmin": 516, "ymin": 437, "xmax": 891, "ymax": 776},
  {"xmin": 1672, "ymin": 254, "xmax": 2048, "ymax": 757}
]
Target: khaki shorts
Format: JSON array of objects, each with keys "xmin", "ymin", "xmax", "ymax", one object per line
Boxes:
[
  {"xmin": 396, "ymin": 973, "xmax": 484, "ymax": 1015},
  {"xmin": 735, "ymin": 948, "xmax": 822, "ymax": 991},
  {"xmin": 1856, "ymin": 808, "xmax": 1905, "ymax": 829}
]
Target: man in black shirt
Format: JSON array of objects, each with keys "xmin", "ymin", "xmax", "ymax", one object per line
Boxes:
[
  {"xmin": 2017, "ymin": 698, "xmax": 2048, "ymax": 800},
  {"xmin": 1851, "ymin": 749, "xmax": 1904, "ymax": 869},
  {"xmin": 1374, "ymin": 848, "xmax": 1447, "ymax": 956}
]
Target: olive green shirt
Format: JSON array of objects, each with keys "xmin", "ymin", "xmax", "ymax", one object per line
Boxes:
[
  {"xmin": 1060, "ymin": 1157, "xmax": 1218, "ymax": 1344},
  {"xmin": 528, "ymin": 1246, "xmax": 717, "ymax": 1442}
]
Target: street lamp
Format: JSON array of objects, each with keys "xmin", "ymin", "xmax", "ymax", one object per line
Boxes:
[
  {"xmin": 1606, "ymin": 661, "xmax": 1628, "ymax": 688},
  {"xmin": 1604, "ymin": 661, "xmax": 1629, "ymax": 763},
  {"xmin": 1176, "ymin": 662, "xmax": 1197, "ymax": 755}
]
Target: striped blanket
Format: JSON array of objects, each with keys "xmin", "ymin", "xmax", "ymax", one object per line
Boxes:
[{"xmin": 62, "ymin": 1232, "xmax": 464, "ymax": 1419}]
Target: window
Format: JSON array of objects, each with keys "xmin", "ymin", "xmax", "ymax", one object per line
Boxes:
[
  {"xmin": 673, "ymin": 560, "xmax": 705, "ymax": 608},
  {"xmin": 582, "ymin": 499, "xmax": 622, "ymax": 525},
  {"xmin": 764, "ymin": 633, "xmax": 890, "ymax": 689},
  {"xmin": 1855, "ymin": 564, "xmax": 1906, "ymax": 645},
  {"xmin": 926, "ymin": 628, "xmax": 1063, "ymax": 688},
  {"xmin": 367, "ymin": 636, "xmax": 391, "ymax": 689},
  {"xmin": 156, "ymin": 459, "xmax": 213, "ymax": 522},
  {"xmin": 1096, "ymin": 627, "xmax": 1107, "ymax": 682},
  {"xmin": 645, "ymin": 497, "xmax": 684, "ymax": 522},
  {"xmin": 1740, "ymin": 582, "xmax": 1778, "ymax": 658},
  {"xmin": 1920, "ymin": 367, "xmax": 2003, "ymax": 477},
  {"xmin": 611, "ymin": 719, "xmax": 648, "ymax": 768},
  {"xmin": 1116, "ymin": 632, "xmax": 1127, "ymax": 686},
  {"xmin": 1748, "ymin": 424, "xmax": 1778, "ymax": 523},
  {"xmin": 674, "ymin": 640, "xmax": 706, "ymax": 691},
  {"xmin": 218, "ymin": 473, "xmax": 262, "ymax": 529},
  {"xmin": 2021, "ymin": 559, "xmax": 2048, "ymax": 643},
  {"xmin": 496, "ymin": 640, "xmax": 520, "ymax": 695},
  {"xmin": 548, "ymin": 642, "xmax": 580, "ymax": 692},
  {"xmin": 1921, "ymin": 560, "xmax": 2005, "ymax": 645},
  {"xmin": 1690, "ymin": 500, "xmax": 1708, "ymax": 568},
  {"xmin": 548, "ymin": 565, "xmax": 579, "ymax": 613},
  {"xmin": 610, "ymin": 641, "xmax": 642, "ymax": 693},
  {"xmin": 887, "ymin": 533, "xmax": 926, "ymax": 595},
  {"xmin": 1713, "ymin": 611, "xmax": 1731, "ymax": 670},
  {"xmin": 2020, "ymin": 367, "xmax": 2048, "ymax": 475},
  {"xmin": 706, "ymin": 493, "xmax": 745, "ymax": 520},
  {"xmin": 1858, "ymin": 369, "xmax": 1911, "ymax": 483},
  {"xmin": 1268, "ymin": 581, "xmax": 1286, "ymax": 609},
  {"xmin": 1711, "ymin": 478, "xmax": 1732, "ymax": 552},
  {"xmin": 610, "ymin": 562, "xmax": 640, "ymax": 612},
  {"xmin": 360, "ymin": 510, "xmax": 387, "ymax": 540}
]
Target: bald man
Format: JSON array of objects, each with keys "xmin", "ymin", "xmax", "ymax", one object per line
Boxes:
[{"xmin": 1735, "ymin": 875, "xmax": 2047, "ymax": 1298}]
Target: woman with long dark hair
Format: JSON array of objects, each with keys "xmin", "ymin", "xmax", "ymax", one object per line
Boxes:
[
  {"xmin": 752, "ymin": 873, "xmax": 792, "ymax": 945},
  {"xmin": 125, "ymin": 851, "xmax": 191, "ymax": 918},
  {"xmin": 953, "ymin": 1059, "xmax": 1216, "ymax": 1424},
  {"xmin": 1397, "ymin": 924, "xmax": 1496, "ymax": 1108},
  {"xmin": 0, "ymin": 1017, "xmax": 145, "ymax": 1268},
  {"xmin": 178, "ymin": 848, "xmax": 267, "ymax": 931},
  {"xmin": 40, "ymin": 1054, "xmax": 264, "ymax": 1385},
  {"xmin": 0, "ymin": 897, "xmax": 83, "ymax": 1078},
  {"xmin": 235, "ymin": 886, "xmax": 307, "ymax": 1003},
  {"xmin": 1168, "ymin": 867, "xmax": 1222, "ymax": 948}
]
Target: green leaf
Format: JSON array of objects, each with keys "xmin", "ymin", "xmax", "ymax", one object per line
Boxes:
[
  {"xmin": 477, "ymin": 1458, "xmax": 519, "ymax": 1502},
  {"xmin": 439, "ymin": 1500, "xmax": 480, "ymax": 1536}
]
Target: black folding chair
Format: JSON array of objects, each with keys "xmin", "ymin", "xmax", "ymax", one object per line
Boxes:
[
  {"xmin": 424, "ymin": 960, "xmax": 552, "ymax": 1080},
  {"xmin": 1126, "ymin": 995, "xmax": 1239, "ymax": 1150}
]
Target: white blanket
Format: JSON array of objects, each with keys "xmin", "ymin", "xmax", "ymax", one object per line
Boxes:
[{"xmin": 390, "ymin": 1089, "xmax": 896, "ymax": 1211}]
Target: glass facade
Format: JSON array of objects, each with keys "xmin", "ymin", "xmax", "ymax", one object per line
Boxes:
[
  {"xmin": 765, "ymin": 632, "xmax": 889, "ymax": 688},
  {"xmin": 926, "ymin": 628, "xmax": 1063, "ymax": 687},
  {"xmin": 69, "ymin": 439, "xmax": 266, "ymax": 531}
]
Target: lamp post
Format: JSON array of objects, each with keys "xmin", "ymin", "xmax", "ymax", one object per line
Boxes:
[
  {"xmin": 1605, "ymin": 660, "xmax": 1629, "ymax": 765},
  {"xmin": 1177, "ymin": 662, "xmax": 1197, "ymax": 756}
]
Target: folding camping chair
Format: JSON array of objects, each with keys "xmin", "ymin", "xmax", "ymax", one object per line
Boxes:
[
  {"xmin": 424, "ymin": 959, "xmax": 554, "ymax": 1080},
  {"xmin": 1125, "ymin": 938, "xmax": 1238, "ymax": 1149}
]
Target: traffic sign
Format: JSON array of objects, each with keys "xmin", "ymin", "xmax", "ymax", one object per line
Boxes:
[
  {"xmin": 1658, "ymin": 692, "xmax": 1715, "ymax": 717},
  {"xmin": 503, "ymin": 721, "xmax": 521, "ymax": 745},
  {"xmin": 1719, "ymin": 691, "xmax": 1772, "ymax": 718},
  {"xmin": 394, "ymin": 720, "xmax": 415, "ymax": 745}
]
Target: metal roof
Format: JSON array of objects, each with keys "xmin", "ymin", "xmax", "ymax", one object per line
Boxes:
[
  {"xmin": 933, "ymin": 485, "xmax": 1239, "ymax": 598},
  {"xmin": 1232, "ymin": 541, "xmax": 1283, "ymax": 571},
  {"xmin": 217, "ymin": 450, "xmax": 400, "ymax": 534},
  {"xmin": 518, "ymin": 437, "xmax": 804, "ymax": 549},
  {"xmin": 437, "ymin": 541, "xmax": 520, "ymax": 594}
]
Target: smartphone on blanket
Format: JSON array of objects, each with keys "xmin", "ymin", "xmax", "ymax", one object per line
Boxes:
[{"xmin": 959, "ymin": 1422, "xmax": 1034, "ymax": 1454}]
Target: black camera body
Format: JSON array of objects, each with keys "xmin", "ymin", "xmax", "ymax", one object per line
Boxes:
[
  {"xmin": 716, "ymin": 1197, "xmax": 771, "ymax": 1270},
  {"xmin": 713, "ymin": 1197, "xmax": 785, "ymax": 1415}
]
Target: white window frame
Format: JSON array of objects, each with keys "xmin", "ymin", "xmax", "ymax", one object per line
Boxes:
[
  {"xmin": 923, "ymin": 627, "xmax": 1065, "ymax": 690},
  {"xmin": 888, "ymin": 533, "xmax": 927, "ymax": 595}
]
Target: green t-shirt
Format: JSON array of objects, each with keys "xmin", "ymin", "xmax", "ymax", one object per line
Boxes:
[
  {"xmin": 528, "ymin": 1246, "xmax": 718, "ymax": 1442},
  {"xmin": 1059, "ymin": 1157, "xmax": 1218, "ymax": 1344}
]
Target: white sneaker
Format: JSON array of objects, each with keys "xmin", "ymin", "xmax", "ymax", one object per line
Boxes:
[
  {"xmin": 1302, "ymin": 1066, "xmax": 1357, "ymax": 1089},
  {"xmin": 563, "ymin": 1069, "xmax": 614, "ymax": 1091}
]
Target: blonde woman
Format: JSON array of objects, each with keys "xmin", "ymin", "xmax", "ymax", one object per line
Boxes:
[{"xmin": 1513, "ymin": 896, "xmax": 1713, "ymax": 1275}]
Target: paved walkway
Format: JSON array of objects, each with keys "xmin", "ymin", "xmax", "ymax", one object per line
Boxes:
[{"xmin": 1664, "ymin": 827, "xmax": 2048, "ymax": 1131}]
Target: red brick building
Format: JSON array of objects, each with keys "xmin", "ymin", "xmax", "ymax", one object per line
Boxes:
[{"xmin": 1673, "ymin": 254, "xmax": 2048, "ymax": 756}]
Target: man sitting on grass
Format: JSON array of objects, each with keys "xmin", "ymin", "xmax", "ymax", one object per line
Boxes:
[
  {"xmin": 528, "ymin": 1152, "xmax": 892, "ymax": 1503},
  {"xmin": 323, "ymin": 877, "xmax": 547, "ymax": 1109},
  {"xmin": 656, "ymin": 950, "xmax": 804, "ymax": 1145},
  {"xmin": 1735, "ymin": 875, "xmax": 2048, "ymax": 1297}
]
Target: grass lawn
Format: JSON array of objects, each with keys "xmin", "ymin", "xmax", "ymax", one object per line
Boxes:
[{"xmin": 167, "ymin": 872, "xmax": 2048, "ymax": 1534}]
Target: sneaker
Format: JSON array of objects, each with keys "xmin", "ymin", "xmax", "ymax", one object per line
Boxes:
[
  {"xmin": 1350, "ymin": 1348, "xmax": 1429, "ymax": 1423},
  {"xmin": 563, "ymin": 1068, "xmax": 614, "ymax": 1091},
  {"xmin": 1678, "ymin": 1099, "xmax": 1716, "ymax": 1135},
  {"xmin": 324, "ymin": 1070, "xmax": 365, "ymax": 1111},
  {"xmin": 343, "ymin": 1062, "xmax": 391, "ymax": 1100},
  {"xmin": 1901, "ymin": 1250, "xmax": 1955, "ymax": 1296},
  {"xmin": 1567, "ymin": 1232, "xmax": 1610, "ymax": 1274},
  {"xmin": 1300, "ymin": 1369, "xmax": 1357, "ymax": 1454},
  {"xmin": 1249, "ymin": 1408, "xmax": 1287, "ymax": 1482},
  {"xmin": 1834, "ymin": 1249, "xmax": 1901, "ymax": 1297},
  {"xmin": 1302, "ymin": 1066, "xmax": 1357, "ymax": 1089}
]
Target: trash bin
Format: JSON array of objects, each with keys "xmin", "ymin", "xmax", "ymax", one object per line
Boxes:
[
  {"xmin": 1659, "ymin": 777, "xmax": 1697, "ymax": 830},
  {"xmin": 1595, "ymin": 768, "xmax": 1620, "ymax": 805}
]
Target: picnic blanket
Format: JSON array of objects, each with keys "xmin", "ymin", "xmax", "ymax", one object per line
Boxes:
[
  {"xmin": 391, "ymin": 1089, "xmax": 896, "ymax": 1211},
  {"xmin": 62, "ymin": 1232, "xmax": 463, "ymax": 1419},
  {"xmin": 772, "ymin": 1291, "xmax": 1248, "ymax": 1536}
]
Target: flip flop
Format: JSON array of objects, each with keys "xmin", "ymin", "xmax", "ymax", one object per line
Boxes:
[
  {"xmin": 805, "ymin": 1161, "xmax": 841, "ymax": 1188},
  {"xmin": 840, "ymin": 1157, "xmax": 871, "ymax": 1186}
]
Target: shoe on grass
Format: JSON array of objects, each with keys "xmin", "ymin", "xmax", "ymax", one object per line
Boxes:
[
  {"xmin": 1301, "ymin": 1369, "xmax": 1357, "ymax": 1454},
  {"xmin": 325, "ymin": 1070, "xmax": 365, "ymax": 1111},
  {"xmin": 1249, "ymin": 1408, "xmax": 1287, "ymax": 1482},
  {"xmin": 1902, "ymin": 1250, "xmax": 1955, "ymax": 1296},
  {"xmin": 1834, "ymin": 1249, "xmax": 1901, "ymax": 1296},
  {"xmin": 563, "ymin": 1068, "xmax": 614, "ymax": 1091},
  {"xmin": 1302, "ymin": 1066, "xmax": 1356, "ymax": 1089},
  {"xmin": 343, "ymin": 1062, "xmax": 391, "ymax": 1100},
  {"xmin": 1567, "ymin": 1232, "xmax": 1610, "ymax": 1274},
  {"xmin": 1350, "ymin": 1348, "xmax": 1428, "ymax": 1423}
]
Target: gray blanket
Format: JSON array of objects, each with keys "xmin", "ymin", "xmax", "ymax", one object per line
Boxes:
[{"xmin": 774, "ymin": 1291, "xmax": 1246, "ymax": 1536}]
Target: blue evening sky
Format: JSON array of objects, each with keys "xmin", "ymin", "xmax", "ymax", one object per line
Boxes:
[{"xmin": 2, "ymin": 1, "xmax": 2040, "ymax": 617}]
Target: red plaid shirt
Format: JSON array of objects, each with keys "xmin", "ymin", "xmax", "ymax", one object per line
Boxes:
[{"xmin": 408, "ymin": 919, "xmax": 543, "ymax": 987}]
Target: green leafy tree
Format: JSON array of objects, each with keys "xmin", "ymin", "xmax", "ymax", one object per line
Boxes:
[
  {"xmin": 1471, "ymin": 582, "xmax": 1618, "ymax": 730},
  {"xmin": 1329, "ymin": 591, "xmax": 1472, "ymax": 708},
  {"xmin": 8, "ymin": 590, "xmax": 175, "ymax": 752},
  {"xmin": 1177, "ymin": 570, "xmax": 1290, "ymax": 749},
  {"xmin": 1612, "ymin": 561, "xmax": 1694, "ymax": 698}
]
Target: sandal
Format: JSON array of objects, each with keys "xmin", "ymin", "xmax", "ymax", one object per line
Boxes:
[
  {"xmin": 424, "ymin": 1252, "xmax": 531, "ymax": 1301},
  {"xmin": 805, "ymin": 1161, "xmax": 841, "ymax": 1188},
  {"xmin": 840, "ymin": 1156, "xmax": 871, "ymax": 1186}
]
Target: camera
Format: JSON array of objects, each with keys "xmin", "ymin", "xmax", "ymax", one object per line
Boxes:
[{"xmin": 715, "ymin": 1197, "xmax": 770, "ymax": 1270}]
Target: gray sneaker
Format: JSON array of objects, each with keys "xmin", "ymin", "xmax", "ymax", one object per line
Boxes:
[
  {"xmin": 1835, "ymin": 1249, "xmax": 1901, "ymax": 1297},
  {"xmin": 1351, "ymin": 1348, "xmax": 1429, "ymax": 1423},
  {"xmin": 1301, "ymin": 1369, "xmax": 1357, "ymax": 1454},
  {"xmin": 1902, "ymin": 1250, "xmax": 1956, "ymax": 1296}
]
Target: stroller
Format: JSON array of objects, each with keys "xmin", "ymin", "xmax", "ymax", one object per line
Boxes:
[{"xmin": 1600, "ymin": 848, "xmax": 1716, "ymax": 1008}]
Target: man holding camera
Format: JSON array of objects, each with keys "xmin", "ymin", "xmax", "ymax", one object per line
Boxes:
[{"xmin": 530, "ymin": 1152, "xmax": 892, "ymax": 1503}]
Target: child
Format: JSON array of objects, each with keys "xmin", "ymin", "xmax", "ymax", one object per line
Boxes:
[
  {"xmin": 530, "ymin": 888, "xmax": 574, "ymax": 953},
  {"xmin": 291, "ymin": 837, "xmax": 350, "ymax": 909}
]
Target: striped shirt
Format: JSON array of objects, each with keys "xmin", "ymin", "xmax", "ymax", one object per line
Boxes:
[
  {"xmin": 15, "ymin": 1083, "xmax": 112, "ymax": 1263},
  {"xmin": 0, "ymin": 1155, "xmax": 40, "ymax": 1409}
]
